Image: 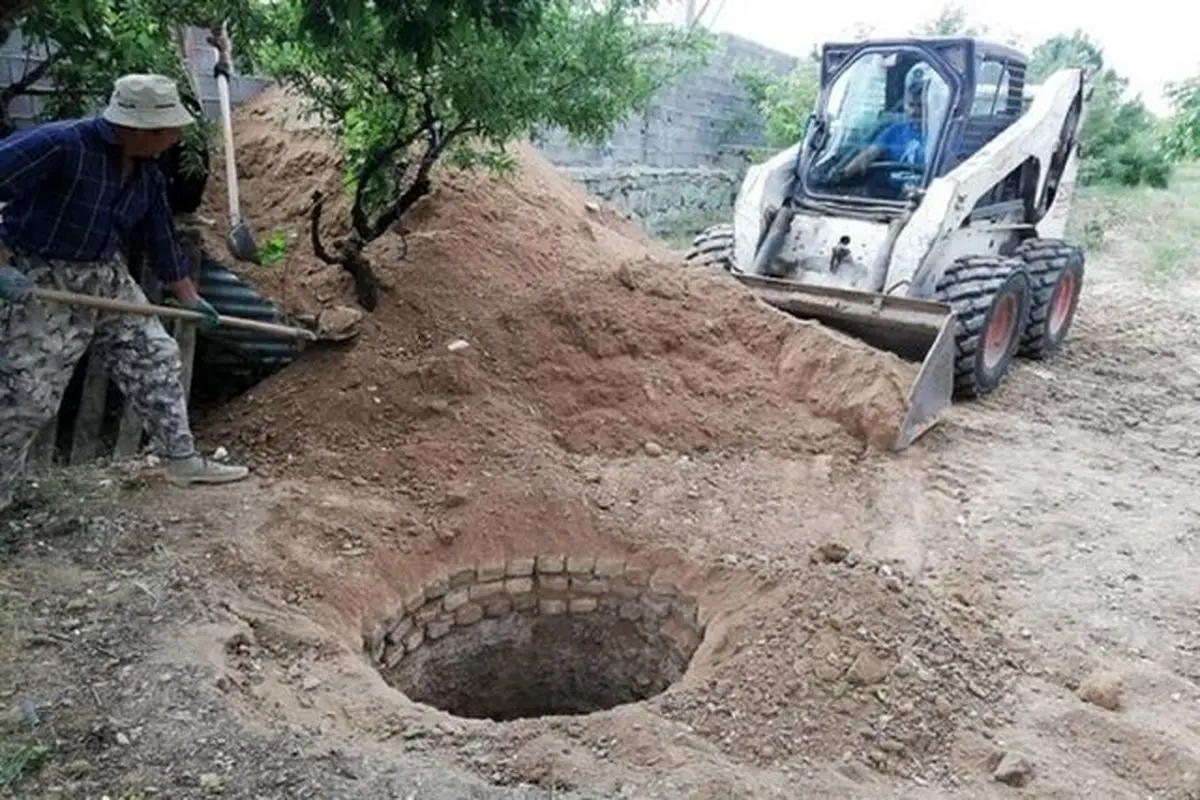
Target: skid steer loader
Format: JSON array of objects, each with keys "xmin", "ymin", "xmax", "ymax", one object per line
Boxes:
[{"xmin": 687, "ymin": 36, "xmax": 1091, "ymax": 449}]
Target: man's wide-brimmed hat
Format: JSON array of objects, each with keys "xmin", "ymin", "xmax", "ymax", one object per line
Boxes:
[{"xmin": 102, "ymin": 74, "xmax": 195, "ymax": 130}]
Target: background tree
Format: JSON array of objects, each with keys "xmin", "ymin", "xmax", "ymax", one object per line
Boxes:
[
  {"xmin": 914, "ymin": 4, "xmax": 985, "ymax": 37},
  {"xmin": 1029, "ymin": 31, "xmax": 1170, "ymax": 187},
  {"xmin": 2, "ymin": 0, "xmax": 270, "ymax": 177},
  {"xmin": 254, "ymin": 0, "xmax": 712, "ymax": 310},
  {"xmin": 735, "ymin": 55, "xmax": 819, "ymax": 152},
  {"xmin": 1162, "ymin": 76, "xmax": 1200, "ymax": 161},
  {"xmin": 1026, "ymin": 30, "xmax": 1104, "ymax": 80}
]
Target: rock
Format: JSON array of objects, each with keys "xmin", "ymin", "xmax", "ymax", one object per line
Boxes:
[
  {"xmin": 447, "ymin": 338, "xmax": 470, "ymax": 352},
  {"xmin": 443, "ymin": 487, "xmax": 470, "ymax": 508},
  {"xmin": 644, "ymin": 441, "xmax": 664, "ymax": 457},
  {"xmin": 847, "ymin": 650, "xmax": 891, "ymax": 686},
  {"xmin": 1079, "ymin": 670, "xmax": 1123, "ymax": 711},
  {"xmin": 816, "ymin": 543, "xmax": 849, "ymax": 563},
  {"xmin": 812, "ymin": 660, "xmax": 842, "ymax": 683},
  {"xmin": 199, "ymin": 772, "xmax": 225, "ymax": 793},
  {"xmin": 992, "ymin": 751, "xmax": 1033, "ymax": 787},
  {"xmin": 316, "ymin": 305, "xmax": 365, "ymax": 341}
]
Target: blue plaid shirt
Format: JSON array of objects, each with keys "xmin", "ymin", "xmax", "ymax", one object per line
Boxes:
[{"xmin": 0, "ymin": 116, "xmax": 190, "ymax": 283}]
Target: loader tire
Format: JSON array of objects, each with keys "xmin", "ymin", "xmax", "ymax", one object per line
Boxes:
[
  {"xmin": 936, "ymin": 255, "xmax": 1033, "ymax": 399},
  {"xmin": 1013, "ymin": 238, "xmax": 1085, "ymax": 360},
  {"xmin": 684, "ymin": 224, "xmax": 734, "ymax": 271}
]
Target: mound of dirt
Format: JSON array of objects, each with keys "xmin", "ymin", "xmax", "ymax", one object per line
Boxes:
[
  {"xmin": 197, "ymin": 88, "xmax": 919, "ymax": 478},
  {"xmin": 656, "ymin": 556, "xmax": 1021, "ymax": 781}
]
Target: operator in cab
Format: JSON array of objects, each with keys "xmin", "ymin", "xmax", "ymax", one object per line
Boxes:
[{"xmin": 836, "ymin": 73, "xmax": 929, "ymax": 181}]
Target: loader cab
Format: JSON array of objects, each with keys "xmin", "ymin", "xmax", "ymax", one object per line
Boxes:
[{"xmin": 799, "ymin": 37, "xmax": 1027, "ymax": 210}]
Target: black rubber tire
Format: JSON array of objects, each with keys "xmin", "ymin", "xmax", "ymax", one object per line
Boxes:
[
  {"xmin": 684, "ymin": 224, "xmax": 734, "ymax": 271},
  {"xmin": 1013, "ymin": 237, "xmax": 1085, "ymax": 360},
  {"xmin": 936, "ymin": 255, "xmax": 1033, "ymax": 398}
]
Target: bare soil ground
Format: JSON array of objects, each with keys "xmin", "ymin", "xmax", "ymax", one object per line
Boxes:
[{"xmin": 4, "ymin": 99, "xmax": 1200, "ymax": 797}]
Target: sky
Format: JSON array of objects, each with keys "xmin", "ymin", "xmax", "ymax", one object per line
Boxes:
[{"xmin": 654, "ymin": 0, "xmax": 1196, "ymax": 115}]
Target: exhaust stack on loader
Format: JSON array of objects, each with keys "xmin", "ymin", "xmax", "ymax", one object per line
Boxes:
[{"xmin": 687, "ymin": 36, "xmax": 1092, "ymax": 448}]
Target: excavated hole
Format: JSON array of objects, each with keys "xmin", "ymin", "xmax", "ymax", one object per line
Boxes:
[{"xmin": 364, "ymin": 557, "xmax": 706, "ymax": 722}]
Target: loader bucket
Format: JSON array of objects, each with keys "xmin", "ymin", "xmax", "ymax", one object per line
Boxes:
[{"xmin": 736, "ymin": 275, "xmax": 957, "ymax": 450}]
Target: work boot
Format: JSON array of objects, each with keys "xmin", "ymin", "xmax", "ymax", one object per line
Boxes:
[{"xmin": 165, "ymin": 454, "xmax": 250, "ymax": 486}]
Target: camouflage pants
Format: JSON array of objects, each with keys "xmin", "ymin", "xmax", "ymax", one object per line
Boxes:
[{"xmin": 0, "ymin": 251, "xmax": 197, "ymax": 498}]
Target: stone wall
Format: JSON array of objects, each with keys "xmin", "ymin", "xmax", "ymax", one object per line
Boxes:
[{"xmin": 565, "ymin": 165, "xmax": 739, "ymax": 238}]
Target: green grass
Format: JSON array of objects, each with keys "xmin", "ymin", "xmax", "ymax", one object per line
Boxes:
[
  {"xmin": 259, "ymin": 229, "xmax": 290, "ymax": 267},
  {"xmin": 0, "ymin": 741, "xmax": 50, "ymax": 788},
  {"xmin": 1070, "ymin": 162, "xmax": 1200, "ymax": 286}
]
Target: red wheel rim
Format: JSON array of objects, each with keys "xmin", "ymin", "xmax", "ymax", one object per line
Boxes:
[
  {"xmin": 1048, "ymin": 272, "xmax": 1076, "ymax": 337},
  {"xmin": 982, "ymin": 294, "xmax": 1017, "ymax": 370}
]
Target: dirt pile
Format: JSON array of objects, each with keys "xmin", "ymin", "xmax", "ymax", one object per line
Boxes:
[
  {"xmin": 656, "ymin": 555, "xmax": 1022, "ymax": 782},
  {"xmin": 198, "ymin": 87, "xmax": 919, "ymax": 477}
]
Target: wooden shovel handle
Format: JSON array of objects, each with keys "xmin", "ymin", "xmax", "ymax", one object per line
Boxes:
[{"xmin": 32, "ymin": 287, "xmax": 317, "ymax": 341}]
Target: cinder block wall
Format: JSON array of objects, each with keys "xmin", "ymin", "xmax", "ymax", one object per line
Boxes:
[
  {"xmin": 536, "ymin": 33, "xmax": 798, "ymax": 169},
  {"xmin": 534, "ymin": 33, "xmax": 799, "ymax": 238}
]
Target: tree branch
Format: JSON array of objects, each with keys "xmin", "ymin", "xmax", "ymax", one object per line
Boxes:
[{"xmin": 309, "ymin": 190, "xmax": 340, "ymax": 266}]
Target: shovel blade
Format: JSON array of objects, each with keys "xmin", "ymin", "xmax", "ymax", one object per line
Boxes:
[
  {"xmin": 736, "ymin": 274, "xmax": 957, "ymax": 450},
  {"xmin": 227, "ymin": 220, "xmax": 260, "ymax": 264}
]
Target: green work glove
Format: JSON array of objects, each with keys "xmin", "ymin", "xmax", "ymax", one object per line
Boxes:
[{"xmin": 184, "ymin": 297, "xmax": 220, "ymax": 330}]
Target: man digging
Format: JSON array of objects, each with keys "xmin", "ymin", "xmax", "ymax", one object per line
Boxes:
[{"xmin": 0, "ymin": 73, "xmax": 249, "ymax": 514}]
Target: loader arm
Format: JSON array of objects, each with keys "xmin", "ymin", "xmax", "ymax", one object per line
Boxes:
[{"xmin": 885, "ymin": 67, "xmax": 1090, "ymax": 299}]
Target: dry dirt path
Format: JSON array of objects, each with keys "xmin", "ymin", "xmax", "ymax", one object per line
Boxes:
[{"xmin": 860, "ymin": 229, "xmax": 1200, "ymax": 799}]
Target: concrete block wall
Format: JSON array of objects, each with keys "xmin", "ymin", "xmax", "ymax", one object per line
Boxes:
[
  {"xmin": 536, "ymin": 32, "xmax": 799, "ymax": 238},
  {"xmin": 536, "ymin": 32, "xmax": 798, "ymax": 170}
]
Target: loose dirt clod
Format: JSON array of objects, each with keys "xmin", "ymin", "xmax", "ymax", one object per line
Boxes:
[
  {"xmin": 1079, "ymin": 669, "xmax": 1124, "ymax": 711},
  {"xmin": 993, "ymin": 751, "xmax": 1035, "ymax": 787}
]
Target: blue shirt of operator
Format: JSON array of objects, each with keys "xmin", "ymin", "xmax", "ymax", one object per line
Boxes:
[{"xmin": 876, "ymin": 120, "xmax": 925, "ymax": 166}]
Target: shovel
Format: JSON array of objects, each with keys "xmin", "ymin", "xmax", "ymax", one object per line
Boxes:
[
  {"xmin": 32, "ymin": 287, "xmax": 316, "ymax": 341},
  {"xmin": 209, "ymin": 21, "xmax": 260, "ymax": 264}
]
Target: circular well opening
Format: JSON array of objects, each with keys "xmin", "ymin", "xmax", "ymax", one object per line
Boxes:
[{"xmin": 365, "ymin": 556, "xmax": 706, "ymax": 722}]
